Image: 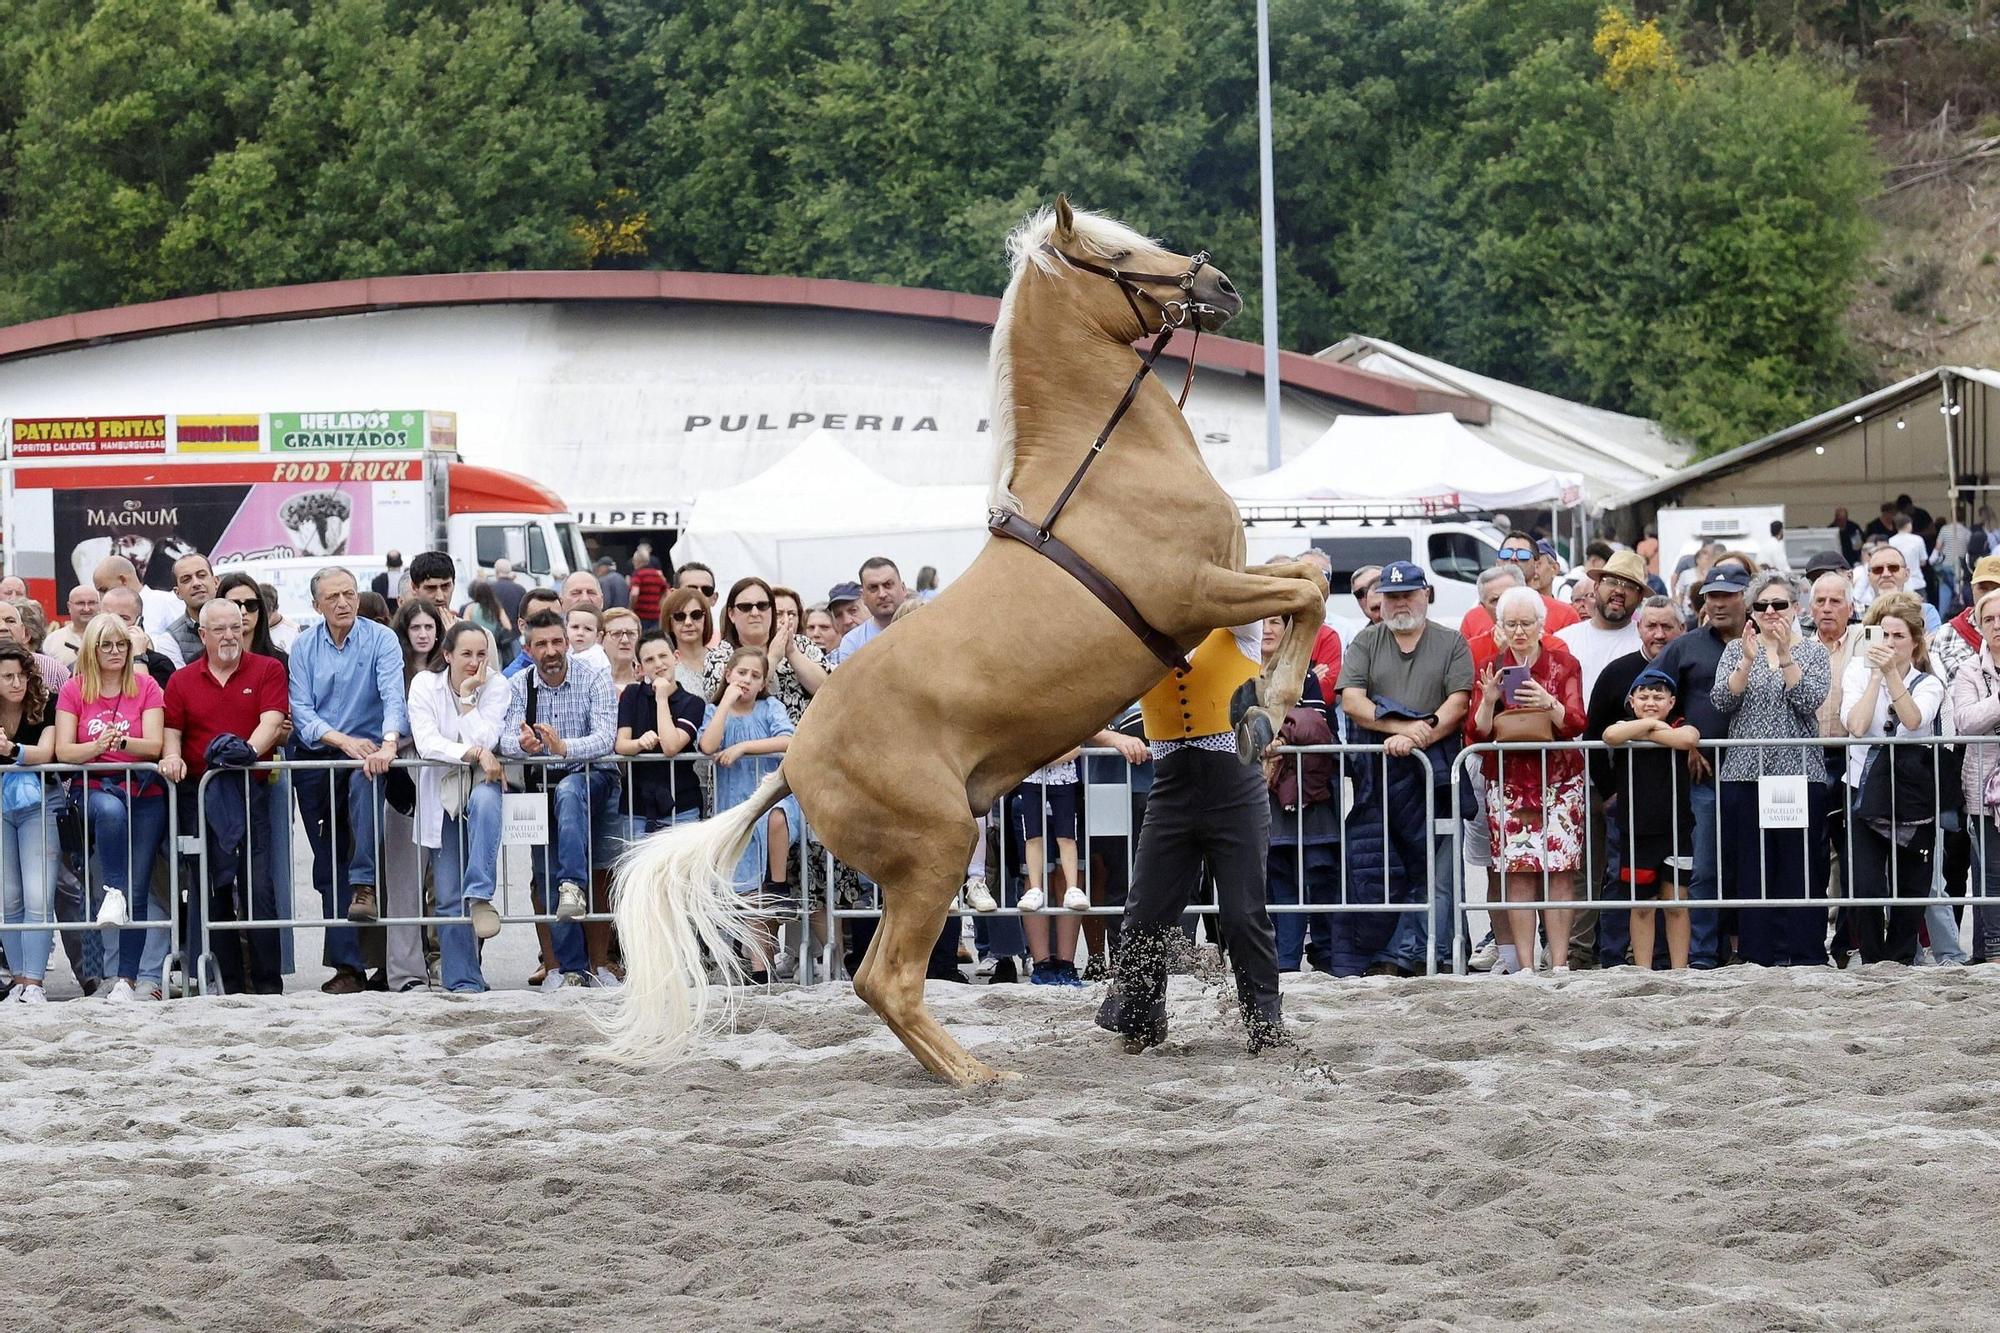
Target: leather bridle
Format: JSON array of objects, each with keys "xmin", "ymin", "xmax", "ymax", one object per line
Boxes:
[{"xmin": 986, "ymin": 241, "xmax": 1222, "ymax": 672}]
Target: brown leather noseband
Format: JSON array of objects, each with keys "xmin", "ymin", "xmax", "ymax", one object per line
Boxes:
[{"xmin": 988, "ymin": 243, "xmax": 1220, "ymax": 672}]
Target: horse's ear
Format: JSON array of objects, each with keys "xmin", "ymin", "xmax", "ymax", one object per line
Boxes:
[{"xmin": 1053, "ymin": 195, "xmax": 1075, "ymax": 241}]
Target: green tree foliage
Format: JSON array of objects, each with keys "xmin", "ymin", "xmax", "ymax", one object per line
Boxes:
[{"xmin": 0, "ymin": 0, "xmax": 1881, "ymax": 454}]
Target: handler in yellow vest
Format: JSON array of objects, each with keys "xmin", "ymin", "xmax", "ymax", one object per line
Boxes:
[{"xmin": 1095, "ymin": 623, "xmax": 1286, "ymax": 1054}]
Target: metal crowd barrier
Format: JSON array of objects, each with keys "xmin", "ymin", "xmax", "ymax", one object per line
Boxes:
[
  {"xmin": 23, "ymin": 730, "xmax": 1994, "ymax": 999},
  {"xmin": 1448, "ymin": 732, "xmax": 1998, "ymax": 975},
  {"xmin": 0, "ymin": 761, "xmax": 183, "ymax": 996},
  {"xmin": 188, "ymin": 751, "xmax": 813, "ymax": 995},
  {"xmin": 825, "ymin": 742, "xmax": 1446, "ymax": 979}
]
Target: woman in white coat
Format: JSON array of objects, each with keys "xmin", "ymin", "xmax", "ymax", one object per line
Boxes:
[{"xmin": 409, "ymin": 621, "xmax": 512, "ymax": 992}]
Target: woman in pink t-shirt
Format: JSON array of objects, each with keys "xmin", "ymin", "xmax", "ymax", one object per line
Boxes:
[{"xmin": 54, "ymin": 613, "xmax": 168, "ymax": 1000}]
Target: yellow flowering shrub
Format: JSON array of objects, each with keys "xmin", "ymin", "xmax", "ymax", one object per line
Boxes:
[
  {"xmin": 572, "ymin": 189, "xmax": 651, "ymax": 265},
  {"xmin": 1593, "ymin": 7, "xmax": 1680, "ymax": 90}
]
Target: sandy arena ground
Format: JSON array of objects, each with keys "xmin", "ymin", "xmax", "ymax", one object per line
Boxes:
[{"xmin": 6, "ymin": 936, "xmax": 2000, "ymax": 1331}]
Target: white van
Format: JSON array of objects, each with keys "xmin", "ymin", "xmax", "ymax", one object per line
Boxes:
[{"xmin": 1243, "ymin": 518, "xmax": 1504, "ymax": 625}]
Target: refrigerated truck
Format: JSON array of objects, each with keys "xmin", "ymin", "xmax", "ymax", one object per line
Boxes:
[{"xmin": 1, "ymin": 411, "xmax": 586, "ymax": 624}]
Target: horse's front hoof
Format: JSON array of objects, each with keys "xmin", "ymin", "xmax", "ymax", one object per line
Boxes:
[{"xmin": 1235, "ymin": 709, "xmax": 1275, "ymax": 765}]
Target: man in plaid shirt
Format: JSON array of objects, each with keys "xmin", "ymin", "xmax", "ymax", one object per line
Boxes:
[{"xmin": 500, "ymin": 609, "xmax": 620, "ymax": 989}]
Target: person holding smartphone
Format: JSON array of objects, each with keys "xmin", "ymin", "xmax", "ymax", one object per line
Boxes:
[
  {"xmin": 1711, "ymin": 571, "xmax": 1832, "ymax": 967},
  {"xmin": 1469, "ymin": 586, "xmax": 1588, "ymax": 974}
]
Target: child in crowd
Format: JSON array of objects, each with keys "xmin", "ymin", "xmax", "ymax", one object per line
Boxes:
[
  {"xmin": 614, "ymin": 632, "xmax": 708, "ymax": 838},
  {"xmin": 1602, "ymin": 665, "xmax": 1700, "ymax": 970},
  {"xmin": 700, "ymin": 646, "xmax": 800, "ymax": 982}
]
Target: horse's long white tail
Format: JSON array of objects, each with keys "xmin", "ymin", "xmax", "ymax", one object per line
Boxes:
[{"xmin": 591, "ymin": 770, "xmax": 791, "ymax": 1065}]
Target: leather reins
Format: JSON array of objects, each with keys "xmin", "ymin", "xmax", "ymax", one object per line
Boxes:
[{"xmin": 986, "ymin": 242, "xmax": 1221, "ymax": 671}]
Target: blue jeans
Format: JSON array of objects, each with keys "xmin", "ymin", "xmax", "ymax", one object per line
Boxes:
[
  {"xmin": 1380, "ymin": 792, "xmax": 1453, "ymax": 973},
  {"xmin": 1, "ymin": 801, "xmax": 60, "ymax": 982},
  {"xmin": 185, "ymin": 777, "xmax": 283, "ymax": 994},
  {"xmin": 292, "ymin": 755, "xmax": 384, "ymax": 976},
  {"xmin": 84, "ymin": 787, "xmax": 171, "ymax": 985},
  {"xmin": 430, "ymin": 781, "xmax": 504, "ymax": 993},
  {"xmin": 1925, "ymin": 820, "xmax": 1969, "ymax": 964},
  {"xmin": 527, "ymin": 768, "xmax": 617, "ymax": 977},
  {"xmin": 1687, "ymin": 781, "xmax": 1722, "ymax": 967},
  {"xmin": 619, "ymin": 807, "xmax": 702, "ymax": 844},
  {"xmin": 1268, "ymin": 841, "xmax": 1339, "ymax": 972}
]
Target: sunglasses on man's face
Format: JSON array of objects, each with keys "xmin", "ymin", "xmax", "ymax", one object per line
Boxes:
[
  {"xmin": 1868, "ymin": 564, "xmax": 1901, "ymax": 576},
  {"xmin": 1496, "ymin": 550, "xmax": 1535, "ymax": 562},
  {"xmin": 685, "ymin": 584, "xmax": 715, "ymax": 597}
]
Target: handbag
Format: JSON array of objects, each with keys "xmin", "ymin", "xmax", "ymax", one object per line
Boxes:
[
  {"xmin": 1492, "ymin": 707, "xmax": 1556, "ymax": 744},
  {"xmin": 1857, "ymin": 677, "xmax": 1945, "ymax": 825}
]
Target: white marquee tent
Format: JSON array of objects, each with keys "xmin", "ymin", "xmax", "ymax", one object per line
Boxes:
[
  {"xmin": 674, "ymin": 430, "xmax": 991, "ymax": 600},
  {"xmin": 1227, "ymin": 413, "xmax": 1584, "ymax": 513}
]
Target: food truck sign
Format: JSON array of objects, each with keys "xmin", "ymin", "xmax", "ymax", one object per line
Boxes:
[{"xmin": 269, "ymin": 410, "xmax": 426, "ymax": 452}]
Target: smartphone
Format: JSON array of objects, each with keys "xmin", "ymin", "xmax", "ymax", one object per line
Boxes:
[
  {"xmin": 1862, "ymin": 625, "xmax": 1883, "ymax": 645},
  {"xmin": 1500, "ymin": 664, "xmax": 1532, "ymax": 707}
]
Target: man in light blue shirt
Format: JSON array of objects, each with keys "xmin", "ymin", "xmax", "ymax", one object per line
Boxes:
[
  {"xmin": 289, "ymin": 566, "xmax": 407, "ymax": 993},
  {"xmin": 500, "ymin": 609, "xmax": 620, "ymax": 987},
  {"xmin": 829, "ymin": 556, "xmax": 908, "ymax": 665}
]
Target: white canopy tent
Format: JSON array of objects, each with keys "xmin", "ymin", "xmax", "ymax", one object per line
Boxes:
[
  {"xmin": 673, "ymin": 430, "xmax": 991, "ymax": 601},
  {"xmin": 1227, "ymin": 413, "xmax": 1585, "ymax": 513}
]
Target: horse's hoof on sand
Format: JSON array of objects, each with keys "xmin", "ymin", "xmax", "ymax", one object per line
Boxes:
[
  {"xmin": 1235, "ymin": 710, "xmax": 1275, "ymax": 765},
  {"xmin": 953, "ymin": 1064, "xmax": 1020, "ymax": 1088}
]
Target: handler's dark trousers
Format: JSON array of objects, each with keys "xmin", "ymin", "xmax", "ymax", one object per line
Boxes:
[{"xmin": 1109, "ymin": 746, "xmax": 1280, "ymax": 1033}]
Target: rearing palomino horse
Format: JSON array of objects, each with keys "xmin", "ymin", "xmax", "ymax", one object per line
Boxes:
[{"xmin": 601, "ymin": 198, "xmax": 1325, "ymax": 1085}]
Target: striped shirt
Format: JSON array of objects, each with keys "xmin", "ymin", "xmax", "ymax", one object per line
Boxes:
[{"xmin": 499, "ymin": 654, "xmax": 618, "ymax": 766}]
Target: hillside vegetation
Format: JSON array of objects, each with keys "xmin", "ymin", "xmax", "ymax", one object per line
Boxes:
[{"xmin": 0, "ymin": 0, "xmax": 1991, "ymax": 455}]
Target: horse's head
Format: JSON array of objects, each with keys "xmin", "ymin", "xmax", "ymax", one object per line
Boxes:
[{"xmin": 1009, "ymin": 196, "xmax": 1242, "ymax": 342}]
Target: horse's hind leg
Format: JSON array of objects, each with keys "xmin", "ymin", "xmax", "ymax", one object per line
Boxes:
[{"xmin": 851, "ymin": 811, "xmax": 1015, "ymax": 1087}]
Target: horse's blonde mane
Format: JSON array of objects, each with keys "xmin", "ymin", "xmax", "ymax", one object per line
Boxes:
[{"xmin": 988, "ymin": 205, "xmax": 1169, "ymax": 514}]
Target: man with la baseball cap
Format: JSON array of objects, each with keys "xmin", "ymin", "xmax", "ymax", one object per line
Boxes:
[{"xmin": 1334, "ymin": 560, "xmax": 1474, "ymax": 974}]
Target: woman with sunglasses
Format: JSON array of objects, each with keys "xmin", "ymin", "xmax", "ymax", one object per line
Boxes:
[
  {"xmin": 1711, "ymin": 570, "xmax": 1831, "ymax": 967},
  {"xmin": 215, "ymin": 572, "xmax": 286, "ymax": 668},
  {"xmin": 660, "ymin": 586, "xmax": 714, "ymax": 698},
  {"xmin": 701, "ymin": 577, "xmax": 827, "ymax": 725}
]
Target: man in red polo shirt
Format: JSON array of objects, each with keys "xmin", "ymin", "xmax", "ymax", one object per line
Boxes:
[{"xmin": 160, "ymin": 598, "xmax": 291, "ymax": 994}]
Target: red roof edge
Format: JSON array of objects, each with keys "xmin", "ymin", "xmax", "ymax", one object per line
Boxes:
[
  {"xmin": 0, "ymin": 270, "xmax": 1488, "ymax": 423},
  {"xmin": 447, "ymin": 462, "xmax": 569, "ymax": 516}
]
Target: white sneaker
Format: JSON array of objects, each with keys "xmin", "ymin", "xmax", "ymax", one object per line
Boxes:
[
  {"xmin": 1017, "ymin": 887, "xmax": 1046, "ymax": 913},
  {"xmin": 1550, "ymin": 965, "xmax": 1571, "ymax": 976},
  {"xmin": 554, "ymin": 882, "xmax": 587, "ymax": 921},
  {"xmin": 1468, "ymin": 938, "xmax": 1500, "ymax": 972},
  {"xmin": 18, "ymin": 984, "xmax": 47, "ymax": 1004},
  {"xmin": 1061, "ymin": 886, "xmax": 1091, "ymax": 913},
  {"xmin": 539, "ymin": 970, "xmax": 567, "ymax": 992},
  {"xmin": 105, "ymin": 979, "xmax": 137, "ymax": 1004},
  {"xmin": 96, "ymin": 889, "xmax": 129, "ymax": 926},
  {"xmin": 593, "ymin": 967, "xmax": 624, "ymax": 989},
  {"xmin": 963, "ymin": 877, "xmax": 998, "ymax": 913}
]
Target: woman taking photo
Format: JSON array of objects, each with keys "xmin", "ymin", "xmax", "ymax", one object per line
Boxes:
[
  {"xmin": 1469, "ymin": 586, "xmax": 1587, "ymax": 974},
  {"xmin": 0, "ymin": 646, "xmax": 60, "ymax": 1003},
  {"xmin": 409, "ymin": 620, "xmax": 512, "ymax": 991},
  {"xmin": 1842, "ymin": 592, "xmax": 1946, "ymax": 964},
  {"xmin": 703, "ymin": 576, "xmax": 828, "ymax": 725},
  {"xmin": 1711, "ymin": 571, "xmax": 1831, "ymax": 967},
  {"xmin": 55, "ymin": 614, "xmax": 169, "ymax": 1001},
  {"xmin": 1950, "ymin": 588, "xmax": 2000, "ymax": 965}
]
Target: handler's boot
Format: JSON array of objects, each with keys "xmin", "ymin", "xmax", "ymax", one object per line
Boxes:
[
  {"xmin": 1236, "ymin": 973, "xmax": 1289, "ymax": 1055},
  {"xmin": 1100, "ymin": 926, "xmax": 1173, "ymax": 1052}
]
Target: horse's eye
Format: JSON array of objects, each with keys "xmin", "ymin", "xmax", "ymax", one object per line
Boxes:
[{"xmin": 1108, "ymin": 250, "xmax": 1132, "ymax": 262}]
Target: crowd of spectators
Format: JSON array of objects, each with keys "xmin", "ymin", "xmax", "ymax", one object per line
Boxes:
[{"xmin": 1, "ymin": 491, "xmax": 1994, "ymax": 1005}]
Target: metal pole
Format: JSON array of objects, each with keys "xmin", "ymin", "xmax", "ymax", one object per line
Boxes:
[{"xmin": 1256, "ymin": 0, "xmax": 1282, "ymax": 472}]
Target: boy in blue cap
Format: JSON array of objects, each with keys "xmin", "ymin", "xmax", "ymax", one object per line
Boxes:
[{"xmin": 1602, "ymin": 665, "xmax": 1700, "ymax": 969}]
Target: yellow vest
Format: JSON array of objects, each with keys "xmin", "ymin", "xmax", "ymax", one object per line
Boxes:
[{"xmin": 1139, "ymin": 628, "xmax": 1260, "ymax": 741}]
